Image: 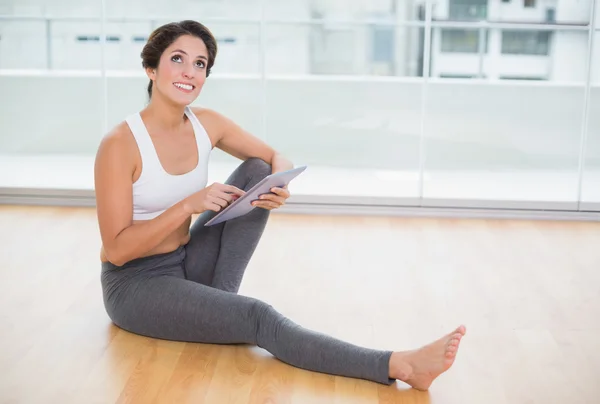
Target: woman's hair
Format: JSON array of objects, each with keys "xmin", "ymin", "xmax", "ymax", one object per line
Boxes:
[{"xmin": 141, "ymin": 20, "xmax": 217, "ymax": 99}]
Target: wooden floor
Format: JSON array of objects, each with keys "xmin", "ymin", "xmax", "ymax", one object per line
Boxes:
[{"xmin": 1, "ymin": 205, "xmax": 599, "ymax": 404}]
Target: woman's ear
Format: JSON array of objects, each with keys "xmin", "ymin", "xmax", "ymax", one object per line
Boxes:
[{"xmin": 145, "ymin": 67, "xmax": 157, "ymax": 81}]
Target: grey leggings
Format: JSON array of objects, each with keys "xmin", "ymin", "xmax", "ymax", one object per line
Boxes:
[{"xmin": 101, "ymin": 158, "xmax": 394, "ymax": 385}]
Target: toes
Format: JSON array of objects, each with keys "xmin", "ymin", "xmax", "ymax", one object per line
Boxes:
[
  {"xmin": 446, "ymin": 336, "xmax": 461, "ymax": 348},
  {"xmin": 448, "ymin": 325, "xmax": 466, "ymax": 339}
]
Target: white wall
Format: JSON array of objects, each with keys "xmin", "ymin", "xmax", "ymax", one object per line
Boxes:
[
  {"xmin": 6, "ymin": 0, "xmax": 100, "ymax": 16},
  {"xmin": 432, "ymin": 0, "xmax": 449, "ymax": 19},
  {"xmin": 551, "ymin": 30, "xmax": 589, "ymax": 81},
  {"xmin": 494, "ymin": 54, "xmax": 549, "ymax": 78},
  {"xmin": 556, "ymin": 0, "xmax": 592, "ymax": 23},
  {"xmin": 488, "ymin": 0, "xmax": 590, "ymax": 23},
  {"xmin": 493, "ymin": 0, "xmax": 551, "ymax": 22}
]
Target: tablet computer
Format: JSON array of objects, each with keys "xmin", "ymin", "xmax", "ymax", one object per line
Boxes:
[{"xmin": 204, "ymin": 165, "xmax": 307, "ymax": 226}]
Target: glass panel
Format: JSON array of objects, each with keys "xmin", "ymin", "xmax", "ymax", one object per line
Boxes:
[
  {"xmin": 428, "ymin": 2, "xmax": 591, "ymax": 208},
  {"xmin": 0, "ymin": 0, "xmax": 100, "ymax": 17},
  {"xmin": 422, "ymin": 82, "xmax": 585, "ymax": 208},
  {"xmin": 0, "ymin": 0, "xmax": 103, "ymax": 191},
  {"xmin": 0, "ymin": 75, "xmax": 104, "ymax": 157},
  {"xmin": 581, "ymin": 32, "xmax": 600, "ymax": 209},
  {"xmin": 0, "ymin": 1, "xmax": 103, "ymax": 166},
  {"xmin": 440, "ymin": 28, "xmax": 486, "ymax": 53},
  {"xmin": 582, "ymin": 88, "xmax": 600, "ymax": 208},
  {"xmin": 51, "ymin": 21, "xmax": 102, "ymax": 70},
  {"xmin": 0, "ymin": 20, "xmax": 47, "ymax": 69},
  {"xmin": 265, "ymin": 0, "xmax": 417, "ymax": 22},
  {"xmin": 593, "ymin": 31, "xmax": 600, "ymax": 84},
  {"xmin": 264, "ymin": 23, "xmax": 423, "ymax": 198},
  {"xmin": 434, "ymin": 0, "xmax": 591, "ymax": 25},
  {"xmin": 501, "ymin": 30, "xmax": 551, "ymax": 56},
  {"xmin": 547, "ymin": 1, "xmax": 590, "ymax": 24},
  {"xmin": 265, "ymin": 78, "xmax": 422, "ymax": 199},
  {"xmin": 267, "ymin": 24, "xmax": 424, "ymax": 77},
  {"xmin": 106, "ymin": 0, "xmax": 261, "ymax": 20},
  {"xmin": 102, "ymin": 21, "xmax": 152, "ymax": 71},
  {"xmin": 431, "ymin": 27, "xmax": 485, "ymax": 78},
  {"xmin": 448, "ymin": 0, "xmax": 488, "ymax": 21},
  {"xmin": 431, "ymin": 27, "xmax": 588, "ymax": 82}
]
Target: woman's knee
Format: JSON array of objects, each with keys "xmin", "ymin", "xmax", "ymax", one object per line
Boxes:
[
  {"xmin": 249, "ymin": 299, "xmax": 289, "ymax": 345},
  {"xmin": 241, "ymin": 157, "xmax": 271, "ymax": 181},
  {"xmin": 249, "ymin": 298, "xmax": 277, "ymax": 330}
]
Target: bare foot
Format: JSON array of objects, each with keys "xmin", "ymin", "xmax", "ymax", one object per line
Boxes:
[{"xmin": 388, "ymin": 325, "xmax": 466, "ymax": 391}]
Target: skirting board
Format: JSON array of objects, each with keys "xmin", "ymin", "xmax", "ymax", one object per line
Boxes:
[{"xmin": 2, "ymin": 187, "xmax": 600, "ymax": 222}]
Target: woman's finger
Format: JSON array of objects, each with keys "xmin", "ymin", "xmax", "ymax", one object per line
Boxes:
[
  {"xmin": 270, "ymin": 187, "xmax": 290, "ymax": 198},
  {"xmin": 209, "ymin": 195, "xmax": 230, "ymax": 208},
  {"xmin": 252, "ymin": 200, "xmax": 280, "ymax": 210},
  {"xmin": 259, "ymin": 193, "xmax": 286, "ymax": 205}
]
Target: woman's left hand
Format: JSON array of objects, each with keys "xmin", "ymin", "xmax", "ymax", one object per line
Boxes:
[{"xmin": 252, "ymin": 187, "xmax": 290, "ymax": 210}]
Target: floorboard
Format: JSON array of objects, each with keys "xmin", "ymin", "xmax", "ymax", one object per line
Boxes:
[{"xmin": 1, "ymin": 205, "xmax": 599, "ymax": 404}]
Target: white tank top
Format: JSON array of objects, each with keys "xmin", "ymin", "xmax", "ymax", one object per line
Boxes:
[{"xmin": 125, "ymin": 106, "xmax": 212, "ymax": 221}]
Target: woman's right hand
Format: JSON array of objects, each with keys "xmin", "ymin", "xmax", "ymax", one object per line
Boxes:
[{"xmin": 183, "ymin": 183, "xmax": 246, "ymax": 214}]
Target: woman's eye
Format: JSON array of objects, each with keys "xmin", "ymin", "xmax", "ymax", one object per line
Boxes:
[
  {"xmin": 171, "ymin": 55, "xmax": 182, "ymax": 62},
  {"xmin": 196, "ymin": 60, "xmax": 205, "ymax": 68}
]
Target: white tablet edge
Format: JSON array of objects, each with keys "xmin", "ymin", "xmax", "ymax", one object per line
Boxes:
[{"xmin": 203, "ymin": 165, "xmax": 307, "ymax": 226}]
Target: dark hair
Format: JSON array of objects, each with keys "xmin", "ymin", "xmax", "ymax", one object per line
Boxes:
[{"xmin": 141, "ymin": 20, "xmax": 217, "ymax": 99}]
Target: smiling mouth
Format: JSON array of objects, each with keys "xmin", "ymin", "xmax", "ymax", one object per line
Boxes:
[{"xmin": 173, "ymin": 82, "xmax": 195, "ymax": 92}]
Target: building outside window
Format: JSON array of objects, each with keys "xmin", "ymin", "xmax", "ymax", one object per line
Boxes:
[
  {"xmin": 449, "ymin": 0, "xmax": 488, "ymax": 21},
  {"xmin": 501, "ymin": 30, "xmax": 551, "ymax": 55},
  {"xmin": 441, "ymin": 29, "xmax": 487, "ymax": 53}
]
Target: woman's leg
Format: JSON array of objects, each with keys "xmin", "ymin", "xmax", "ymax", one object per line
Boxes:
[
  {"xmin": 102, "ymin": 251, "xmax": 395, "ymax": 385},
  {"xmin": 184, "ymin": 157, "xmax": 271, "ymax": 292},
  {"xmin": 103, "ymin": 214, "xmax": 466, "ymax": 391}
]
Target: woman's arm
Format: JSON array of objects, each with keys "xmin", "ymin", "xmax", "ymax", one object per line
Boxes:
[
  {"xmin": 192, "ymin": 108, "xmax": 295, "ymax": 210},
  {"xmin": 193, "ymin": 107, "xmax": 294, "ymax": 173},
  {"xmin": 94, "ymin": 126, "xmax": 192, "ymax": 266}
]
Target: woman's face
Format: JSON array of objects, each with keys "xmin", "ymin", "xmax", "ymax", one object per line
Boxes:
[{"xmin": 147, "ymin": 34, "xmax": 209, "ymax": 105}]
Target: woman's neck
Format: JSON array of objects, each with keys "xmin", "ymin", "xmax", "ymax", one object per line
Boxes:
[{"xmin": 142, "ymin": 93, "xmax": 188, "ymax": 132}]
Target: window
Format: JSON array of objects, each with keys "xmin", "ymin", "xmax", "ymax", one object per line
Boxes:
[
  {"xmin": 441, "ymin": 29, "xmax": 487, "ymax": 53},
  {"xmin": 502, "ymin": 0, "xmax": 510, "ymax": 3},
  {"xmin": 524, "ymin": 0, "xmax": 535, "ymax": 8},
  {"xmin": 440, "ymin": 74, "xmax": 478, "ymax": 79},
  {"xmin": 546, "ymin": 8, "xmax": 556, "ymax": 22},
  {"xmin": 449, "ymin": 0, "xmax": 488, "ymax": 20},
  {"xmin": 499, "ymin": 75, "xmax": 546, "ymax": 80},
  {"xmin": 501, "ymin": 30, "xmax": 551, "ymax": 55},
  {"xmin": 371, "ymin": 26, "xmax": 394, "ymax": 63}
]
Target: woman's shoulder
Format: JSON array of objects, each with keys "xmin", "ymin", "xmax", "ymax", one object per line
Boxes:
[
  {"xmin": 188, "ymin": 106, "xmax": 232, "ymax": 140},
  {"xmin": 191, "ymin": 106, "xmax": 244, "ymax": 126},
  {"xmin": 95, "ymin": 120, "xmax": 138, "ymax": 165},
  {"xmin": 189, "ymin": 106, "xmax": 239, "ymax": 133}
]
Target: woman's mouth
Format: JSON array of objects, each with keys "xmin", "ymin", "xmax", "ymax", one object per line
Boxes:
[{"xmin": 173, "ymin": 82, "xmax": 195, "ymax": 93}]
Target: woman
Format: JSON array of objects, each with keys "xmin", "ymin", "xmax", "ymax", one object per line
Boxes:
[{"xmin": 94, "ymin": 20, "xmax": 465, "ymax": 390}]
